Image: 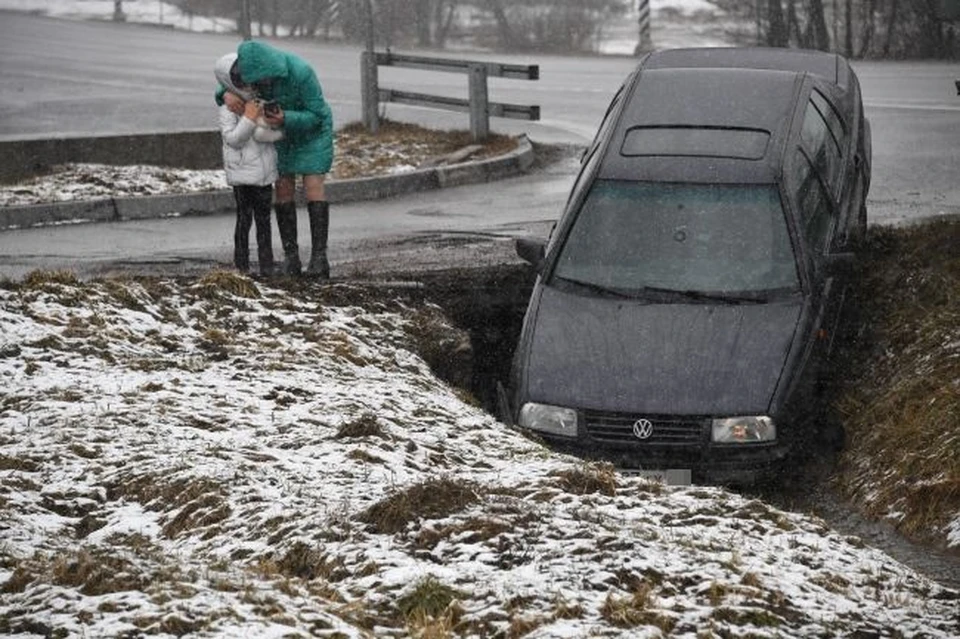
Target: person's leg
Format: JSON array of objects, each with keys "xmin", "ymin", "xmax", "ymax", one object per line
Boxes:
[
  {"xmin": 252, "ymin": 184, "xmax": 274, "ymax": 276},
  {"xmin": 273, "ymin": 175, "xmax": 301, "ymax": 275},
  {"xmin": 303, "ymin": 174, "xmax": 330, "ymax": 278},
  {"xmin": 233, "ymin": 186, "xmax": 253, "ymax": 272}
]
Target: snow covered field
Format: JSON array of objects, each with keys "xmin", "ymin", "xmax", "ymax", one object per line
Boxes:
[{"xmin": 1, "ymin": 271, "xmax": 957, "ymax": 637}]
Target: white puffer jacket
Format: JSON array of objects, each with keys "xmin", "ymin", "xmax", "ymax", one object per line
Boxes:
[{"xmin": 214, "ymin": 53, "xmax": 281, "ymax": 187}]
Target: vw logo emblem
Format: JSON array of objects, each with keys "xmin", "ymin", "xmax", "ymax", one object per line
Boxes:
[{"xmin": 632, "ymin": 418, "xmax": 654, "ymax": 440}]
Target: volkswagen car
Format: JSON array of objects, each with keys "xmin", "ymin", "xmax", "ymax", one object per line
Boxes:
[{"xmin": 502, "ymin": 47, "xmax": 871, "ymax": 484}]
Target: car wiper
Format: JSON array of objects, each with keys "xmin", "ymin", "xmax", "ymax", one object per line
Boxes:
[
  {"xmin": 637, "ymin": 285, "xmax": 779, "ymax": 304},
  {"xmin": 552, "ymin": 276, "xmax": 639, "ymax": 299}
]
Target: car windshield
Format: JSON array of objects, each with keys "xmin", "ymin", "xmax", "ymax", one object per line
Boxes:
[{"xmin": 552, "ymin": 180, "xmax": 799, "ymax": 298}]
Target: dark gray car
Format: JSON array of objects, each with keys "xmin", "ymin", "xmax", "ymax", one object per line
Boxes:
[{"xmin": 503, "ymin": 47, "xmax": 871, "ymax": 484}]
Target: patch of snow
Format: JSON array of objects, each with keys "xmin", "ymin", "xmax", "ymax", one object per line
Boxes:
[{"xmin": 0, "ymin": 164, "xmax": 228, "ymax": 207}]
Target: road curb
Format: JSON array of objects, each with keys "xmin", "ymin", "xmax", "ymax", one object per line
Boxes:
[{"xmin": 0, "ymin": 134, "xmax": 535, "ymax": 231}]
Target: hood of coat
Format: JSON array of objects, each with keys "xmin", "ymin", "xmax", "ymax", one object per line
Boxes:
[
  {"xmin": 214, "ymin": 53, "xmax": 254, "ymax": 101},
  {"xmin": 236, "ymin": 40, "xmax": 289, "ymax": 87}
]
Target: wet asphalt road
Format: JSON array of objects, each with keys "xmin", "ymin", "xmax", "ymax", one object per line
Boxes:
[{"xmin": 2, "ymin": 10, "xmax": 960, "ymax": 230}]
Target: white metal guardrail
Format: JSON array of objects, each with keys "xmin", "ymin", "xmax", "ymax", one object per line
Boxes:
[{"xmin": 360, "ymin": 51, "xmax": 540, "ymax": 141}]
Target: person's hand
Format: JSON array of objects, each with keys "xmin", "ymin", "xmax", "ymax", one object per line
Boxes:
[
  {"xmin": 263, "ymin": 107, "xmax": 284, "ymax": 127},
  {"xmin": 224, "ymin": 91, "xmax": 246, "ymax": 116},
  {"xmin": 242, "ymin": 99, "xmax": 262, "ymax": 121}
]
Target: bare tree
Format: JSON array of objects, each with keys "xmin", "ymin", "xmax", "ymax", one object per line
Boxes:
[
  {"xmin": 807, "ymin": 0, "xmax": 830, "ymax": 49},
  {"xmin": 473, "ymin": 0, "xmax": 628, "ymax": 53},
  {"xmin": 857, "ymin": 0, "xmax": 878, "ymax": 57},
  {"xmin": 766, "ymin": 0, "xmax": 789, "ymax": 45},
  {"xmin": 483, "ymin": 0, "xmax": 520, "ymax": 49}
]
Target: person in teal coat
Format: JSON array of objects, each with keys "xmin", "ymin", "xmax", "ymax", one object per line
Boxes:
[{"xmin": 217, "ymin": 40, "xmax": 335, "ymax": 277}]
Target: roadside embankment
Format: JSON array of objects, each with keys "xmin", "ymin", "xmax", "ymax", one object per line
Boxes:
[{"xmin": 828, "ymin": 219, "xmax": 960, "ymax": 556}]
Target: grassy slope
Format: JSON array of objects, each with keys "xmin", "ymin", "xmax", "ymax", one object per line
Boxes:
[{"xmin": 829, "ymin": 219, "xmax": 960, "ymax": 551}]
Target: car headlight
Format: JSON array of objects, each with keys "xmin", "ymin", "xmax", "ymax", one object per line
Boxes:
[
  {"xmin": 712, "ymin": 416, "xmax": 776, "ymax": 443},
  {"xmin": 518, "ymin": 402, "xmax": 578, "ymax": 437}
]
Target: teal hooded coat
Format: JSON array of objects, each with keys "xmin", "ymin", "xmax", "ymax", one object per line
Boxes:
[{"xmin": 225, "ymin": 40, "xmax": 334, "ymax": 176}]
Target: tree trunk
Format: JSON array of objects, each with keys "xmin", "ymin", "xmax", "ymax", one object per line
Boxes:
[
  {"xmin": 786, "ymin": 0, "xmax": 801, "ymax": 46},
  {"xmin": 808, "ymin": 0, "xmax": 831, "ymax": 50},
  {"xmin": 435, "ymin": 1, "xmax": 457, "ymax": 48},
  {"xmin": 882, "ymin": 0, "xmax": 899, "ymax": 57},
  {"xmin": 858, "ymin": 0, "xmax": 877, "ymax": 57},
  {"xmin": 414, "ymin": 0, "xmax": 431, "ymax": 47},
  {"xmin": 485, "ymin": 0, "xmax": 518, "ymax": 49},
  {"xmin": 766, "ymin": 0, "xmax": 788, "ymax": 46},
  {"xmin": 844, "ymin": 0, "xmax": 853, "ymax": 57}
]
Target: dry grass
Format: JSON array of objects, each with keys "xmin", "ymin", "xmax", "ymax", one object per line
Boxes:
[
  {"xmin": 396, "ymin": 575, "xmax": 465, "ymax": 636},
  {"xmin": 104, "ymin": 473, "xmax": 232, "ymax": 539},
  {"xmin": 358, "ymin": 477, "xmax": 483, "ymax": 534},
  {"xmin": 267, "ymin": 541, "xmax": 350, "ymax": 582},
  {"xmin": 4, "ymin": 547, "xmax": 153, "ymax": 598},
  {"xmin": 335, "ymin": 412, "xmax": 387, "ymax": 439},
  {"xmin": 333, "ymin": 119, "xmax": 518, "ymax": 180},
  {"xmin": 21, "ymin": 269, "xmax": 79, "ymax": 289},
  {"xmin": 599, "ymin": 583, "xmax": 674, "ymax": 632},
  {"xmin": 828, "ymin": 220, "xmax": 960, "ymax": 548},
  {"xmin": 191, "ymin": 269, "xmax": 261, "ymax": 300},
  {"xmin": 551, "ymin": 462, "xmax": 618, "ymax": 496}
]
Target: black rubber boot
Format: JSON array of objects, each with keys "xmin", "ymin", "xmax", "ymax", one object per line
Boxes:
[
  {"xmin": 274, "ymin": 201, "xmax": 301, "ymax": 276},
  {"xmin": 306, "ymin": 201, "xmax": 330, "ymax": 279},
  {"xmin": 253, "ymin": 207, "xmax": 274, "ymax": 277},
  {"xmin": 233, "ymin": 194, "xmax": 253, "ymax": 273}
]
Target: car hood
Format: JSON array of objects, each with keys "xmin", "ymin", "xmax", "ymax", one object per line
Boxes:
[{"xmin": 524, "ymin": 285, "xmax": 803, "ymax": 415}]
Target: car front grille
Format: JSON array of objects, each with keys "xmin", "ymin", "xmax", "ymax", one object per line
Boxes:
[{"xmin": 583, "ymin": 410, "xmax": 706, "ymax": 446}]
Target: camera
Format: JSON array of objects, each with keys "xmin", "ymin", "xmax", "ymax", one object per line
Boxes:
[{"xmin": 262, "ymin": 100, "xmax": 280, "ymax": 115}]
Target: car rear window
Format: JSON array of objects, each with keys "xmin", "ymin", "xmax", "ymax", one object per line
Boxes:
[
  {"xmin": 553, "ymin": 180, "xmax": 799, "ymax": 295},
  {"xmin": 620, "ymin": 126, "xmax": 771, "ymax": 160}
]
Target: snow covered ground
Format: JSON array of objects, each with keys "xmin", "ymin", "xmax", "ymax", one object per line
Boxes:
[{"xmin": 1, "ymin": 271, "xmax": 957, "ymax": 637}]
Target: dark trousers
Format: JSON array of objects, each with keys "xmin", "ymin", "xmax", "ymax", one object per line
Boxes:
[{"xmin": 232, "ymin": 184, "xmax": 274, "ymax": 274}]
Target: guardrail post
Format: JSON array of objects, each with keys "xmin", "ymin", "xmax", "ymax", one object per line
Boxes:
[
  {"xmin": 468, "ymin": 64, "xmax": 490, "ymax": 141},
  {"xmin": 361, "ymin": 50, "xmax": 380, "ymax": 134}
]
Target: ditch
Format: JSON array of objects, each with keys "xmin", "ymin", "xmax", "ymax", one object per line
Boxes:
[{"xmin": 370, "ymin": 262, "xmax": 960, "ymax": 592}]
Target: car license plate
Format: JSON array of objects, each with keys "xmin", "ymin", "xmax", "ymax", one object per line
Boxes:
[{"xmin": 618, "ymin": 468, "xmax": 692, "ymax": 486}]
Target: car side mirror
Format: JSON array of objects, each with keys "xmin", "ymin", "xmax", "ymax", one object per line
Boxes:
[
  {"xmin": 824, "ymin": 251, "xmax": 855, "ymax": 276},
  {"xmin": 515, "ymin": 237, "xmax": 546, "ymax": 271}
]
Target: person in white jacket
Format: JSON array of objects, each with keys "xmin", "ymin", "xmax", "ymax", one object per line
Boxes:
[{"xmin": 214, "ymin": 52, "xmax": 283, "ymax": 276}]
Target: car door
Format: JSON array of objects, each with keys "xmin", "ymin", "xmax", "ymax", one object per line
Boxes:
[{"xmin": 794, "ymin": 88, "xmax": 848, "ymax": 377}]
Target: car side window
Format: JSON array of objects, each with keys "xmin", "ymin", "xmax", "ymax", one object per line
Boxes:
[
  {"xmin": 811, "ymin": 90, "xmax": 845, "ymax": 152},
  {"xmin": 800, "ymin": 94, "xmax": 843, "ymax": 196},
  {"xmin": 794, "ymin": 149, "xmax": 833, "ymax": 255}
]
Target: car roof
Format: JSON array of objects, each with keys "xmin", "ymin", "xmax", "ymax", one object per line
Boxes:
[
  {"xmin": 597, "ymin": 66, "xmax": 804, "ymax": 184},
  {"xmin": 621, "ymin": 67, "xmax": 800, "ymax": 132},
  {"xmin": 642, "ymin": 47, "xmax": 848, "ymax": 88}
]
